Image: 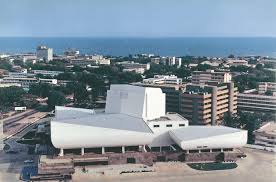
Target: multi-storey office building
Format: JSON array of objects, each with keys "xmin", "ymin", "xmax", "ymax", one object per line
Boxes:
[
  {"xmin": 191, "ymin": 70, "xmax": 232, "ymax": 85},
  {"xmin": 180, "ymin": 82, "xmax": 238, "ymax": 125},
  {"xmin": 36, "ymin": 45, "xmax": 53, "ymax": 62},
  {"xmin": 237, "ymin": 92, "xmax": 276, "ymax": 114}
]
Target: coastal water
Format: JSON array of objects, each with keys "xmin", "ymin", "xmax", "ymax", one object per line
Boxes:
[{"xmin": 0, "ymin": 37, "xmax": 276, "ymax": 57}]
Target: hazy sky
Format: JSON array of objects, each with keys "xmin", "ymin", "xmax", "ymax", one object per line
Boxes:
[{"xmin": 0, "ymin": 0, "xmax": 276, "ymax": 37}]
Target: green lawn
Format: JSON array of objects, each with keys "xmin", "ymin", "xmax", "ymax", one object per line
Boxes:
[{"xmin": 188, "ymin": 162, "xmax": 237, "ymax": 171}]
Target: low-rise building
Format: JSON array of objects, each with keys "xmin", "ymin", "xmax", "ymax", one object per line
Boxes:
[
  {"xmin": 237, "ymin": 92, "xmax": 276, "ymax": 113},
  {"xmin": 192, "ymin": 70, "xmax": 232, "ymax": 84},
  {"xmin": 33, "ymin": 70, "xmax": 64, "ymax": 77},
  {"xmin": 180, "ymin": 82, "xmax": 238, "ymax": 125},
  {"xmin": 118, "ymin": 61, "xmax": 150, "ymax": 74},
  {"xmin": 254, "ymin": 122, "xmax": 276, "ymax": 152},
  {"xmin": 226, "ymin": 59, "xmax": 249, "ymax": 67},
  {"xmin": 1, "ymin": 77, "xmax": 37, "ymax": 88},
  {"xmin": 258, "ymin": 82, "xmax": 276, "ymax": 94}
]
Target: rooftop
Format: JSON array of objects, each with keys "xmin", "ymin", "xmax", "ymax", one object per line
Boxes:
[
  {"xmin": 147, "ymin": 112, "xmax": 188, "ymax": 122},
  {"xmin": 53, "ymin": 106, "xmax": 153, "ymax": 133},
  {"xmin": 255, "ymin": 122, "xmax": 276, "ymax": 136},
  {"xmin": 169, "ymin": 126, "xmax": 245, "ymax": 141}
]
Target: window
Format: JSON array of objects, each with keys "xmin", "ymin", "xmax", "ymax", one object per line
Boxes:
[
  {"xmin": 127, "ymin": 158, "xmax": 136, "ymax": 164},
  {"xmin": 153, "ymin": 125, "xmax": 160, "ymax": 128},
  {"xmin": 166, "ymin": 124, "xmax": 172, "ymax": 127},
  {"xmin": 179, "ymin": 124, "xmax": 185, "ymax": 127}
]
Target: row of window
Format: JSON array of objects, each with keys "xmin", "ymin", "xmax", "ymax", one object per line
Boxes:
[{"xmin": 153, "ymin": 123, "xmax": 186, "ymax": 128}]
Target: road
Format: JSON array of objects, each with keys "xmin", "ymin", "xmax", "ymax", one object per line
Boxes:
[
  {"xmin": 0, "ymin": 117, "xmax": 51, "ymax": 182},
  {"xmin": 2, "ymin": 111, "xmax": 47, "ymax": 140}
]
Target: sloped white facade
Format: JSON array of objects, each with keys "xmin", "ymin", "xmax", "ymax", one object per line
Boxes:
[
  {"xmin": 169, "ymin": 126, "xmax": 247, "ymax": 150},
  {"xmin": 105, "ymin": 84, "xmax": 165, "ymax": 120}
]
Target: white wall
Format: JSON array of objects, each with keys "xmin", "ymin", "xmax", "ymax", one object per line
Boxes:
[
  {"xmin": 148, "ymin": 120, "xmax": 188, "ymax": 147},
  {"xmin": 105, "ymin": 84, "xmax": 166, "ymax": 120}
]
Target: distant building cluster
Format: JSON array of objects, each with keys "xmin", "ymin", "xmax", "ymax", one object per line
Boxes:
[
  {"xmin": 151, "ymin": 56, "xmax": 182, "ymax": 67},
  {"xmin": 117, "ymin": 61, "xmax": 150, "ymax": 74}
]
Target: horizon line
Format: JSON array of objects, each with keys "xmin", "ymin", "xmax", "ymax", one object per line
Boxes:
[{"xmin": 0, "ymin": 36, "xmax": 276, "ymax": 39}]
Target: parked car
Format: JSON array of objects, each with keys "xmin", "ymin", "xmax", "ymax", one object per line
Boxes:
[{"xmin": 24, "ymin": 160, "xmax": 34, "ymax": 164}]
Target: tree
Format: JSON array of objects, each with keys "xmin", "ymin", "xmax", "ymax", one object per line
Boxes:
[
  {"xmin": 228, "ymin": 54, "xmax": 235, "ymax": 58},
  {"xmin": 29, "ymin": 83, "xmax": 52, "ymax": 98},
  {"xmin": 0, "ymin": 86, "xmax": 25, "ymax": 108},
  {"xmin": 196, "ymin": 64, "xmax": 212, "ymax": 71},
  {"xmin": 47, "ymin": 91, "xmax": 66, "ymax": 110},
  {"xmin": 265, "ymin": 90, "xmax": 273, "ymax": 96}
]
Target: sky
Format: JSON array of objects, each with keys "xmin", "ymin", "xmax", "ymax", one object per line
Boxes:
[{"xmin": 0, "ymin": 0, "xmax": 276, "ymax": 37}]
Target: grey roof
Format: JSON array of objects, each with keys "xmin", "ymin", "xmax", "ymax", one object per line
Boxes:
[
  {"xmin": 169, "ymin": 126, "xmax": 244, "ymax": 141},
  {"xmin": 53, "ymin": 108, "xmax": 153, "ymax": 133},
  {"xmin": 147, "ymin": 113, "xmax": 188, "ymax": 122},
  {"xmin": 55, "ymin": 106, "xmax": 95, "ymax": 120}
]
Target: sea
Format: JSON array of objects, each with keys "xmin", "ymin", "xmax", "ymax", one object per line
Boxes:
[{"xmin": 0, "ymin": 37, "xmax": 276, "ymax": 57}]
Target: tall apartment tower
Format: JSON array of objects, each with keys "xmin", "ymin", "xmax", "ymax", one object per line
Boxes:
[
  {"xmin": 192, "ymin": 70, "xmax": 232, "ymax": 85},
  {"xmin": 37, "ymin": 45, "xmax": 53, "ymax": 62},
  {"xmin": 180, "ymin": 82, "xmax": 237, "ymax": 125}
]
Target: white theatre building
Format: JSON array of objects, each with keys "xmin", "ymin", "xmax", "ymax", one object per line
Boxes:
[{"xmin": 51, "ymin": 84, "xmax": 247, "ymax": 156}]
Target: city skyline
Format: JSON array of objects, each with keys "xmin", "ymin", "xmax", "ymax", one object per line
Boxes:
[{"xmin": 0, "ymin": 0, "xmax": 276, "ymax": 37}]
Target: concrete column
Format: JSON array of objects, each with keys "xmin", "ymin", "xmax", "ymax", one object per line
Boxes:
[
  {"xmin": 143, "ymin": 145, "xmax": 147, "ymax": 152},
  {"xmin": 210, "ymin": 149, "xmax": 213, "ymax": 153},
  {"xmin": 81, "ymin": 148, "xmax": 85, "ymax": 156},
  {"xmin": 186, "ymin": 150, "xmax": 189, "ymax": 154},
  {"xmin": 59, "ymin": 148, "xmax": 64, "ymax": 156},
  {"xmin": 221, "ymin": 148, "xmax": 224, "ymax": 152},
  {"xmin": 211, "ymin": 86, "xmax": 218, "ymax": 125},
  {"xmin": 227, "ymin": 82, "xmax": 234, "ymax": 114},
  {"xmin": 122, "ymin": 146, "xmax": 125, "ymax": 153},
  {"xmin": 198, "ymin": 150, "xmax": 201, "ymax": 153},
  {"xmin": 139, "ymin": 145, "xmax": 143, "ymax": 152},
  {"xmin": 102, "ymin": 147, "xmax": 105, "ymax": 154}
]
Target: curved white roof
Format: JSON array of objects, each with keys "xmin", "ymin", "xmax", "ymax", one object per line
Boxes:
[
  {"xmin": 51, "ymin": 106, "xmax": 154, "ymax": 149},
  {"xmin": 169, "ymin": 126, "xmax": 247, "ymax": 150}
]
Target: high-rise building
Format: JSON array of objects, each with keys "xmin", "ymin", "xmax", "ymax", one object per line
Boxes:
[
  {"xmin": 180, "ymin": 82, "xmax": 238, "ymax": 125},
  {"xmin": 36, "ymin": 45, "xmax": 53, "ymax": 62},
  {"xmin": 192, "ymin": 70, "xmax": 232, "ymax": 85}
]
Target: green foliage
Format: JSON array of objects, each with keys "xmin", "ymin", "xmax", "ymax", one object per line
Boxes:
[
  {"xmin": 29, "ymin": 83, "xmax": 52, "ymax": 98},
  {"xmin": 47, "ymin": 90, "xmax": 66, "ymax": 110},
  {"xmin": 0, "ymin": 86, "xmax": 25, "ymax": 107},
  {"xmin": 223, "ymin": 111, "xmax": 266, "ymax": 144},
  {"xmin": 228, "ymin": 54, "xmax": 235, "ymax": 58},
  {"xmin": 188, "ymin": 162, "xmax": 237, "ymax": 171},
  {"xmin": 265, "ymin": 90, "xmax": 273, "ymax": 96},
  {"xmin": 0, "ymin": 60, "xmax": 12, "ymax": 71},
  {"xmin": 233, "ymin": 69, "xmax": 275, "ymax": 92},
  {"xmin": 195, "ymin": 64, "xmax": 212, "ymax": 71},
  {"xmin": 230, "ymin": 65, "xmax": 250, "ymax": 72}
]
